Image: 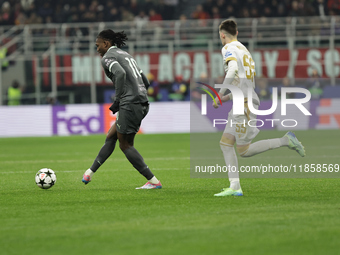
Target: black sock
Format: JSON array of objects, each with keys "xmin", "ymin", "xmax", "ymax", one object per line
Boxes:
[
  {"xmin": 123, "ymin": 147, "xmax": 154, "ymax": 180},
  {"xmin": 90, "ymin": 137, "xmax": 117, "ymax": 172}
]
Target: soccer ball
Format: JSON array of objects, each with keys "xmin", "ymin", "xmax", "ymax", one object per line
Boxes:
[{"xmin": 35, "ymin": 168, "xmax": 57, "ymax": 189}]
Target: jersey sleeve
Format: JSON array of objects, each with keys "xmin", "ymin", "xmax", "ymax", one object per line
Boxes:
[
  {"xmin": 101, "ymin": 56, "xmax": 118, "ymax": 73},
  {"xmin": 222, "ymin": 46, "xmax": 237, "ymax": 64},
  {"xmin": 101, "ymin": 56, "xmax": 126, "ymax": 101}
]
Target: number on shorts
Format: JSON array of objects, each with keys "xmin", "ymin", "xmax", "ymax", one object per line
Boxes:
[{"xmin": 235, "ymin": 124, "xmax": 246, "ymax": 134}]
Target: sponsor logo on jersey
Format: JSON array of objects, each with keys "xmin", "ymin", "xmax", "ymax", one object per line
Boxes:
[
  {"xmin": 104, "ymin": 58, "xmax": 114, "ymax": 67},
  {"xmin": 224, "ymin": 51, "xmax": 232, "ymax": 58}
]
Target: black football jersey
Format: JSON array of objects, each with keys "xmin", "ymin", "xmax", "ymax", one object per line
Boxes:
[{"xmin": 101, "ymin": 46, "xmax": 148, "ymax": 105}]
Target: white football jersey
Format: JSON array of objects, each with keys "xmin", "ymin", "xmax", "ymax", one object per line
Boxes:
[{"xmin": 221, "ymin": 40, "xmax": 259, "ymax": 104}]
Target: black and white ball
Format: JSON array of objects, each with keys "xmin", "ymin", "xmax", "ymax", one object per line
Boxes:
[{"xmin": 35, "ymin": 168, "xmax": 57, "ymax": 189}]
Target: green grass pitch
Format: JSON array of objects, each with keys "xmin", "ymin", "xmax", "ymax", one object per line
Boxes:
[{"xmin": 0, "ymin": 130, "xmax": 339, "ymax": 255}]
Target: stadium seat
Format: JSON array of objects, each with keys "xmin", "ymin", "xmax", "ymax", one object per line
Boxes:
[
  {"xmin": 295, "ymin": 92, "xmax": 308, "ymax": 99},
  {"xmin": 159, "ymin": 88, "xmax": 169, "ymax": 101},
  {"xmin": 322, "ymin": 85, "xmax": 340, "ymax": 98},
  {"xmin": 104, "ymin": 89, "xmax": 115, "ymax": 103}
]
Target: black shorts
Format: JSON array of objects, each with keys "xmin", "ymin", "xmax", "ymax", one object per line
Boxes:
[{"xmin": 116, "ymin": 103, "xmax": 149, "ymax": 134}]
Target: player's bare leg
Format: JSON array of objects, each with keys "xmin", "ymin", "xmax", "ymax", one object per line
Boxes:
[
  {"xmin": 82, "ymin": 123, "xmax": 118, "ymax": 184},
  {"xmin": 117, "ymin": 132, "xmax": 162, "ymax": 189}
]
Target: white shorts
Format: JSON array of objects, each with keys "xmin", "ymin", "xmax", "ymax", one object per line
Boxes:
[{"xmin": 223, "ymin": 101, "xmax": 260, "ymax": 145}]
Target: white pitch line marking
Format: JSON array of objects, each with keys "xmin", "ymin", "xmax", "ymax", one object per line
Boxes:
[{"xmin": 1, "ymin": 167, "xmax": 190, "ymax": 174}]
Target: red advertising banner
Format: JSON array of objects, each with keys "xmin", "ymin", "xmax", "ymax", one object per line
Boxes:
[{"xmin": 36, "ymin": 48, "xmax": 340, "ymax": 86}]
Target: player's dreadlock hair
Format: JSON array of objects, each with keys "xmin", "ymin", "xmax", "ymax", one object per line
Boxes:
[{"xmin": 97, "ymin": 29, "xmax": 128, "ymax": 48}]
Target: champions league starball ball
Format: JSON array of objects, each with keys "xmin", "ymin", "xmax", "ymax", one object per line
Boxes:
[{"xmin": 35, "ymin": 168, "xmax": 57, "ymax": 189}]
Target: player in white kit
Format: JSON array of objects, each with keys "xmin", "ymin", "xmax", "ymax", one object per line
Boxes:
[{"xmin": 213, "ymin": 19, "xmax": 305, "ymax": 197}]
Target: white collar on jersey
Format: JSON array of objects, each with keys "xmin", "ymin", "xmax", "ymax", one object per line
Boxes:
[
  {"xmin": 103, "ymin": 46, "xmax": 117, "ymax": 58},
  {"xmin": 108, "ymin": 46, "xmax": 117, "ymax": 51}
]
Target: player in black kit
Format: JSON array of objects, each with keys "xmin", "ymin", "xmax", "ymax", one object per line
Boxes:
[{"xmin": 82, "ymin": 29, "xmax": 162, "ymax": 189}]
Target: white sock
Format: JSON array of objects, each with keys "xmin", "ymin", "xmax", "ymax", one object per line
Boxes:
[
  {"xmin": 148, "ymin": 176, "xmax": 159, "ymax": 184},
  {"xmin": 280, "ymin": 136, "xmax": 289, "ymax": 146},
  {"xmin": 243, "ymin": 137, "xmax": 288, "ymax": 157},
  {"xmin": 85, "ymin": 169, "xmax": 94, "ymax": 177},
  {"xmin": 230, "ymin": 178, "xmax": 241, "ymax": 190},
  {"xmin": 220, "ymin": 143, "xmax": 241, "ymax": 190}
]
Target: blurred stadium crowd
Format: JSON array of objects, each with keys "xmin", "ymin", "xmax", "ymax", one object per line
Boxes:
[
  {"xmin": 2, "ymin": 0, "xmax": 340, "ymax": 105},
  {"xmin": 0, "ymin": 0, "xmax": 338, "ymax": 26},
  {"xmin": 0, "ymin": 0, "xmax": 179, "ymax": 25},
  {"xmin": 193, "ymin": 0, "xmax": 335, "ymax": 19}
]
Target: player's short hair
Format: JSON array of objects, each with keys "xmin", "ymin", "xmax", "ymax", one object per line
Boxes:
[
  {"xmin": 219, "ymin": 19, "xmax": 237, "ymax": 36},
  {"xmin": 97, "ymin": 29, "xmax": 128, "ymax": 48}
]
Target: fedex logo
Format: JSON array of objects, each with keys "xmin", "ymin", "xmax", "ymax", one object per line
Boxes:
[
  {"xmin": 52, "ymin": 105, "xmax": 105, "ymax": 135},
  {"xmin": 51, "ymin": 104, "xmax": 132, "ymax": 136}
]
